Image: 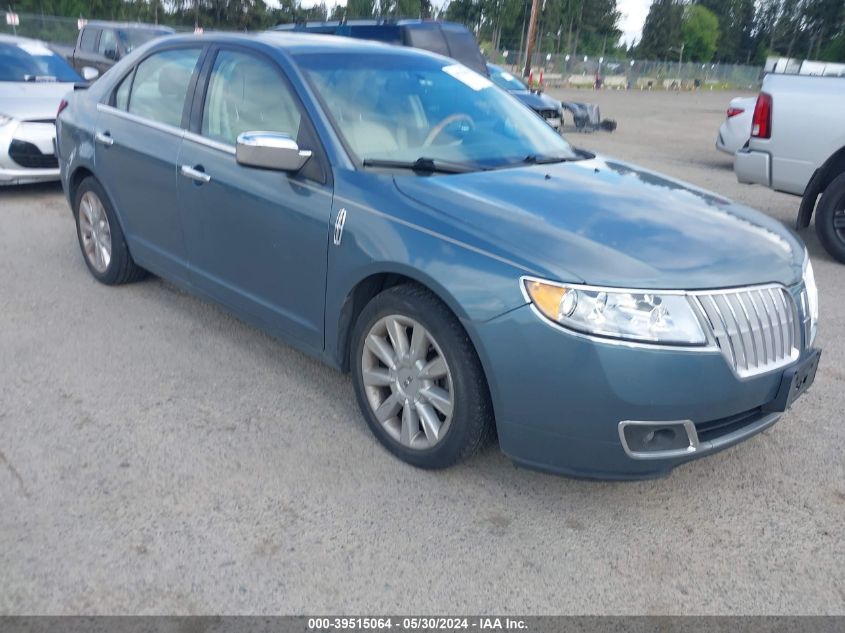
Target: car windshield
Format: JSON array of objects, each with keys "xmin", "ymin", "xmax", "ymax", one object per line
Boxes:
[
  {"xmin": 0, "ymin": 41, "xmax": 82, "ymax": 82},
  {"xmin": 118, "ymin": 29, "xmax": 169, "ymax": 54},
  {"xmin": 298, "ymin": 52, "xmax": 578, "ymax": 171},
  {"xmin": 488, "ymin": 66, "xmax": 527, "ymax": 91}
]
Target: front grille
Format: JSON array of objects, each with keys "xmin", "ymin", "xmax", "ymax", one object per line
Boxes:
[
  {"xmin": 8, "ymin": 139, "xmax": 58, "ymax": 169},
  {"xmin": 693, "ymin": 286, "xmax": 800, "ymax": 378}
]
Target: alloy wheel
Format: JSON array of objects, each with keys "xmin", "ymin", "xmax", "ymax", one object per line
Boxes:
[
  {"xmin": 361, "ymin": 315, "xmax": 454, "ymax": 450},
  {"xmin": 78, "ymin": 191, "xmax": 112, "ymax": 273}
]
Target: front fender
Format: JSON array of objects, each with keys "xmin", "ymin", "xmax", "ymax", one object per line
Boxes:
[{"xmin": 324, "ymin": 170, "xmax": 530, "ymax": 368}]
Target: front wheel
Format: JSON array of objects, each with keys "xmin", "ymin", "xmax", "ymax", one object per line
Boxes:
[
  {"xmin": 351, "ymin": 284, "xmax": 494, "ymax": 469},
  {"xmin": 815, "ymin": 172, "xmax": 845, "ymax": 264}
]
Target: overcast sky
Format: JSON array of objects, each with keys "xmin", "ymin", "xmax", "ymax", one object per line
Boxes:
[{"xmin": 295, "ymin": 0, "xmax": 653, "ymax": 46}]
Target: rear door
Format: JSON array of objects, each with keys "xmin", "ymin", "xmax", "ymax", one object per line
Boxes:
[
  {"xmin": 94, "ymin": 45, "xmax": 205, "ymax": 282},
  {"xmin": 176, "ymin": 46, "xmax": 333, "ymax": 349}
]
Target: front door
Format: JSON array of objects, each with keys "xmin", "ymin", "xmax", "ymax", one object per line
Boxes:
[
  {"xmin": 177, "ymin": 47, "xmax": 333, "ymax": 349},
  {"xmin": 94, "ymin": 46, "xmax": 203, "ymax": 281}
]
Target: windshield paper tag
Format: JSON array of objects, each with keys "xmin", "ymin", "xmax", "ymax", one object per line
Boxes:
[{"xmin": 442, "ymin": 64, "xmax": 492, "ymax": 91}]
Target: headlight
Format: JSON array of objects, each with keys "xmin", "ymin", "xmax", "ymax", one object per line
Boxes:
[
  {"xmin": 803, "ymin": 254, "xmax": 818, "ymax": 344},
  {"xmin": 0, "ymin": 113, "xmax": 14, "ymax": 127},
  {"xmin": 522, "ymin": 278, "xmax": 707, "ymax": 345}
]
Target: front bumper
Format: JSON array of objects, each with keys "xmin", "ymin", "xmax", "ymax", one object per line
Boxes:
[
  {"xmin": 734, "ymin": 148, "xmax": 770, "ymax": 187},
  {"xmin": 0, "ymin": 119, "xmax": 60, "ymax": 185},
  {"xmin": 471, "ymin": 301, "xmax": 815, "ymax": 479}
]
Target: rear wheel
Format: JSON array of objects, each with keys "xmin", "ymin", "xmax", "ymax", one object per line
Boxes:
[
  {"xmin": 351, "ymin": 284, "xmax": 494, "ymax": 469},
  {"xmin": 815, "ymin": 172, "xmax": 845, "ymax": 264},
  {"xmin": 74, "ymin": 177, "xmax": 146, "ymax": 284}
]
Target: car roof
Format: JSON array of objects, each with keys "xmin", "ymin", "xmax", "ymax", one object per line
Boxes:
[
  {"xmin": 156, "ymin": 31, "xmax": 434, "ymax": 57},
  {"xmin": 83, "ymin": 20, "xmax": 175, "ymax": 32},
  {"xmin": 0, "ymin": 33, "xmax": 50, "ymax": 46}
]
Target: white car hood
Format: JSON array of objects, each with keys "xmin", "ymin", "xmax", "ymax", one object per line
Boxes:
[{"xmin": 0, "ymin": 82, "xmax": 74, "ymax": 121}]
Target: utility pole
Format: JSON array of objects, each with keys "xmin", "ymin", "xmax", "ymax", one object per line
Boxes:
[{"xmin": 522, "ymin": 0, "xmax": 541, "ymax": 79}]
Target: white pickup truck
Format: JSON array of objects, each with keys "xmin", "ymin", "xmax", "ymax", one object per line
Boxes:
[{"xmin": 735, "ymin": 74, "xmax": 845, "ymax": 263}]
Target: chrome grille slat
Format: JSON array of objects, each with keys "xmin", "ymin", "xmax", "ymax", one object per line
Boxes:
[{"xmin": 694, "ymin": 286, "xmax": 800, "ymax": 378}]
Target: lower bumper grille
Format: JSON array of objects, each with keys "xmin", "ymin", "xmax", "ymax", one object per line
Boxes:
[
  {"xmin": 9, "ymin": 139, "xmax": 58, "ymax": 169},
  {"xmin": 695, "ymin": 407, "xmax": 765, "ymax": 443}
]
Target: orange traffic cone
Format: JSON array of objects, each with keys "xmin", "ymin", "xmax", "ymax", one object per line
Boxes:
[
  {"xmin": 539, "ymin": 69, "xmax": 544, "ymax": 89},
  {"xmin": 529, "ymin": 70, "xmax": 534, "ymax": 90}
]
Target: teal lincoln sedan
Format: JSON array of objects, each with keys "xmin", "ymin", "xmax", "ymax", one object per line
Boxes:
[{"xmin": 56, "ymin": 32, "xmax": 821, "ymax": 479}]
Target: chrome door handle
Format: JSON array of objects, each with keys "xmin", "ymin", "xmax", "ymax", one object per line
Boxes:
[
  {"xmin": 94, "ymin": 132, "xmax": 113, "ymax": 146},
  {"xmin": 180, "ymin": 165, "xmax": 211, "ymax": 184}
]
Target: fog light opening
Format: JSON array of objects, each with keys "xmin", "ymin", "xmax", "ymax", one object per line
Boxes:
[{"xmin": 644, "ymin": 428, "xmax": 677, "ymax": 448}]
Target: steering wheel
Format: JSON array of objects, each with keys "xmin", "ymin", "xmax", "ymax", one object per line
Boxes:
[{"xmin": 423, "ymin": 113, "xmax": 474, "ymax": 147}]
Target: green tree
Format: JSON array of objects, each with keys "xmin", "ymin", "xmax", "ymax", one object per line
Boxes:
[
  {"xmin": 346, "ymin": 0, "xmax": 375, "ymax": 18},
  {"xmin": 636, "ymin": 0, "xmax": 682, "ymax": 59},
  {"xmin": 681, "ymin": 4, "xmax": 719, "ymax": 61}
]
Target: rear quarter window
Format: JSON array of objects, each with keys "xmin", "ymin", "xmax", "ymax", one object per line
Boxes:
[
  {"xmin": 404, "ymin": 27, "xmax": 450, "ymax": 57},
  {"xmin": 442, "ymin": 29, "xmax": 487, "ymax": 75}
]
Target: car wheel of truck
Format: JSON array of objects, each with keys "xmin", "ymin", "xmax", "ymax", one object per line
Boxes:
[
  {"xmin": 815, "ymin": 172, "xmax": 845, "ymax": 264},
  {"xmin": 74, "ymin": 177, "xmax": 146, "ymax": 284},
  {"xmin": 351, "ymin": 284, "xmax": 494, "ymax": 469}
]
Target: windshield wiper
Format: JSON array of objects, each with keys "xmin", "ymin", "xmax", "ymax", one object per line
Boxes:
[
  {"xmin": 523, "ymin": 148, "xmax": 595, "ymax": 165},
  {"xmin": 361, "ymin": 157, "xmax": 479, "ymax": 174},
  {"xmin": 522, "ymin": 153, "xmax": 578, "ymax": 165}
]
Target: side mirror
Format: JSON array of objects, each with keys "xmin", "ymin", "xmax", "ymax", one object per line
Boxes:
[
  {"xmin": 236, "ymin": 132, "xmax": 312, "ymax": 172},
  {"xmin": 81, "ymin": 66, "xmax": 99, "ymax": 82}
]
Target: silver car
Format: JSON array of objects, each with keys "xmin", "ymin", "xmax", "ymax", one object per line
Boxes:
[{"xmin": 0, "ymin": 34, "xmax": 81, "ymax": 185}]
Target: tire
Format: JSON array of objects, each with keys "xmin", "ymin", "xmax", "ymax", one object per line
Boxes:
[
  {"xmin": 73, "ymin": 176, "xmax": 146, "ymax": 284},
  {"xmin": 351, "ymin": 284, "xmax": 494, "ymax": 469},
  {"xmin": 815, "ymin": 172, "xmax": 845, "ymax": 264}
]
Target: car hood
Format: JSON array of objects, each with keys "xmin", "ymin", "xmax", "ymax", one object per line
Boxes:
[
  {"xmin": 0, "ymin": 82, "xmax": 73, "ymax": 121},
  {"xmin": 510, "ymin": 90, "xmax": 561, "ymax": 111},
  {"xmin": 393, "ymin": 156, "xmax": 804, "ymax": 289}
]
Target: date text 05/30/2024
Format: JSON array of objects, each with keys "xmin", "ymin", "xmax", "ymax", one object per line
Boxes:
[{"xmin": 307, "ymin": 617, "xmax": 528, "ymax": 630}]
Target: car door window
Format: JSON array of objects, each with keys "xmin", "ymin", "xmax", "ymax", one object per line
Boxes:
[
  {"xmin": 79, "ymin": 28, "xmax": 99, "ymax": 53},
  {"xmin": 127, "ymin": 48, "xmax": 201, "ymax": 128},
  {"xmin": 97, "ymin": 29, "xmax": 118, "ymax": 59},
  {"xmin": 201, "ymin": 50, "xmax": 301, "ymax": 146}
]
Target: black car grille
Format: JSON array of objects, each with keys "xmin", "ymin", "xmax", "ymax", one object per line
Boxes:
[
  {"xmin": 9, "ymin": 139, "xmax": 58, "ymax": 169},
  {"xmin": 695, "ymin": 407, "xmax": 765, "ymax": 443}
]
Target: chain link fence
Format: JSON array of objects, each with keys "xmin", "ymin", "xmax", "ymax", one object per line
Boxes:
[
  {"xmin": 490, "ymin": 51, "xmax": 763, "ymax": 90},
  {"xmin": 3, "ymin": 11, "xmax": 764, "ymax": 90},
  {"xmin": 1, "ymin": 12, "xmax": 191, "ymax": 46}
]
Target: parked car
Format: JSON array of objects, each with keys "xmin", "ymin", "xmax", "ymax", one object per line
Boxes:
[
  {"xmin": 273, "ymin": 19, "xmax": 488, "ymax": 76},
  {"xmin": 0, "ymin": 34, "xmax": 82, "ymax": 185},
  {"xmin": 487, "ymin": 63, "xmax": 562, "ymax": 130},
  {"xmin": 63, "ymin": 21, "xmax": 174, "ymax": 79},
  {"xmin": 735, "ymin": 73, "xmax": 845, "ymax": 263},
  {"xmin": 716, "ymin": 96, "xmax": 754, "ymax": 155},
  {"xmin": 57, "ymin": 33, "xmax": 820, "ymax": 479}
]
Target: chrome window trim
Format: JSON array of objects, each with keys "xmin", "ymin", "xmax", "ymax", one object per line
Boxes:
[
  {"xmin": 96, "ymin": 103, "xmax": 185, "ymax": 139},
  {"xmin": 183, "ymin": 130, "xmax": 236, "ymax": 155}
]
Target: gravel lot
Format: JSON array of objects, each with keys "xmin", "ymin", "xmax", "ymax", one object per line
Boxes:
[{"xmin": 1, "ymin": 88, "xmax": 843, "ymax": 615}]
